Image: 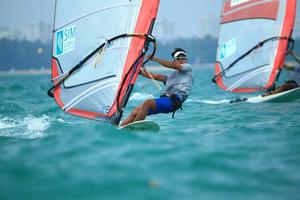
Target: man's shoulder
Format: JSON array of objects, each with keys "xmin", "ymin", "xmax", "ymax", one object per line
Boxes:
[
  {"xmin": 182, "ymin": 63, "xmax": 192, "ymax": 67},
  {"xmin": 295, "ymin": 65, "xmax": 300, "ymax": 73},
  {"xmin": 180, "ymin": 63, "xmax": 193, "ymax": 71}
]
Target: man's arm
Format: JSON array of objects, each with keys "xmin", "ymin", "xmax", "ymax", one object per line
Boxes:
[
  {"xmin": 284, "ymin": 51, "xmax": 300, "ymax": 71},
  {"xmin": 139, "ymin": 68, "xmax": 166, "ymax": 83},
  {"xmin": 151, "ymin": 56, "xmax": 182, "ymax": 70},
  {"xmin": 284, "ymin": 63, "xmax": 295, "ymax": 71}
]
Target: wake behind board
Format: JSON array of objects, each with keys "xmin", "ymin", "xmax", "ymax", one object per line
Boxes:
[
  {"xmin": 230, "ymin": 87, "xmax": 300, "ymax": 104},
  {"xmin": 118, "ymin": 120, "xmax": 160, "ymax": 132}
]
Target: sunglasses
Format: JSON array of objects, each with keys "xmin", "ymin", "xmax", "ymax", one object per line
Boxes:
[{"xmin": 174, "ymin": 57, "xmax": 187, "ymax": 61}]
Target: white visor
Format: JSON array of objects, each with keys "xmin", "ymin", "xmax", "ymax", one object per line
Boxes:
[{"xmin": 173, "ymin": 51, "xmax": 187, "ymax": 59}]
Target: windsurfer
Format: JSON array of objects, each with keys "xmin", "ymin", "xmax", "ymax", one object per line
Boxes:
[
  {"xmin": 120, "ymin": 48, "xmax": 194, "ymax": 127},
  {"xmin": 264, "ymin": 51, "xmax": 300, "ymax": 96}
]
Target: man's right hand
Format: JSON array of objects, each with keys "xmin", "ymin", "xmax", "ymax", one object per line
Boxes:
[
  {"xmin": 139, "ymin": 67, "xmax": 146, "ymax": 75},
  {"xmin": 147, "ymin": 55, "xmax": 156, "ymax": 61}
]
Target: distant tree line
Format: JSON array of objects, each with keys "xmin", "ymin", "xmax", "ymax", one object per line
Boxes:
[
  {"xmin": 155, "ymin": 35, "xmax": 218, "ymax": 64},
  {"xmin": 0, "ymin": 39, "xmax": 51, "ymax": 71},
  {"xmin": 0, "ymin": 36, "xmax": 299, "ymax": 71}
]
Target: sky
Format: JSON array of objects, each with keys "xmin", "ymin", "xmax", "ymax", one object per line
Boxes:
[
  {"xmin": 0, "ymin": 0, "xmax": 299, "ymax": 39},
  {"xmin": 0, "ymin": 0, "xmax": 220, "ymax": 39}
]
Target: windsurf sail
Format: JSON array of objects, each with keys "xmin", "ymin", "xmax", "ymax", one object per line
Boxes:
[
  {"xmin": 48, "ymin": 0, "xmax": 160, "ymax": 125},
  {"xmin": 213, "ymin": 0, "xmax": 296, "ymax": 92}
]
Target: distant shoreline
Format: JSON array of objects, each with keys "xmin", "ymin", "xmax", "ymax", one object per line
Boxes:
[
  {"xmin": 0, "ymin": 64, "xmax": 214, "ymax": 76},
  {"xmin": 0, "ymin": 69, "xmax": 51, "ymax": 75}
]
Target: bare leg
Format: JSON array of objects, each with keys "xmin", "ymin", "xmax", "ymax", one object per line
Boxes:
[
  {"xmin": 134, "ymin": 99, "xmax": 156, "ymax": 122},
  {"xmin": 120, "ymin": 106, "xmax": 142, "ymax": 127},
  {"xmin": 273, "ymin": 82, "xmax": 298, "ymax": 93}
]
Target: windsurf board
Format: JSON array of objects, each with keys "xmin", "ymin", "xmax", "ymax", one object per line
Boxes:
[
  {"xmin": 118, "ymin": 120, "xmax": 160, "ymax": 132},
  {"xmin": 230, "ymin": 87, "xmax": 300, "ymax": 103}
]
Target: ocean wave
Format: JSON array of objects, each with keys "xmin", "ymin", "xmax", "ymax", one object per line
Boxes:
[
  {"xmin": 25, "ymin": 115, "xmax": 51, "ymax": 133},
  {"xmin": 0, "ymin": 115, "xmax": 52, "ymax": 139},
  {"xmin": 187, "ymin": 99, "xmax": 231, "ymax": 105},
  {"xmin": 129, "ymin": 92, "xmax": 155, "ymax": 101},
  {"xmin": 0, "ymin": 117, "xmax": 19, "ymax": 129}
]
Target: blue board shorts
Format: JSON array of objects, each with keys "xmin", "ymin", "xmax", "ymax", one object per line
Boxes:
[
  {"xmin": 148, "ymin": 95, "xmax": 182, "ymax": 115},
  {"xmin": 148, "ymin": 97, "xmax": 174, "ymax": 115}
]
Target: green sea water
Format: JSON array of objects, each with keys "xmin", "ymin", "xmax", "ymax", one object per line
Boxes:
[{"xmin": 0, "ymin": 67, "xmax": 300, "ymax": 200}]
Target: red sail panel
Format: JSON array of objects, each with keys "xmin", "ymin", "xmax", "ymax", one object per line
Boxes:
[{"xmin": 222, "ymin": 0, "xmax": 279, "ymax": 24}]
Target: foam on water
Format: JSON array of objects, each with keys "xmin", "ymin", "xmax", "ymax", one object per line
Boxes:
[
  {"xmin": 0, "ymin": 115, "xmax": 52, "ymax": 139},
  {"xmin": 25, "ymin": 115, "xmax": 51, "ymax": 133},
  {"xmin": 57, "ymin": 118, "xmax": 65, "ymax": 123},
  {"xmin": 187, "ymin": 99, "xmax": 231, "ymax": 105},
  {"xmin": 129, "ymin": 92, "xmax": 155, "ymax": 101},
  {"xmin": 0, "ymin": 117, "xmax": 19, "ymax": 129}
]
